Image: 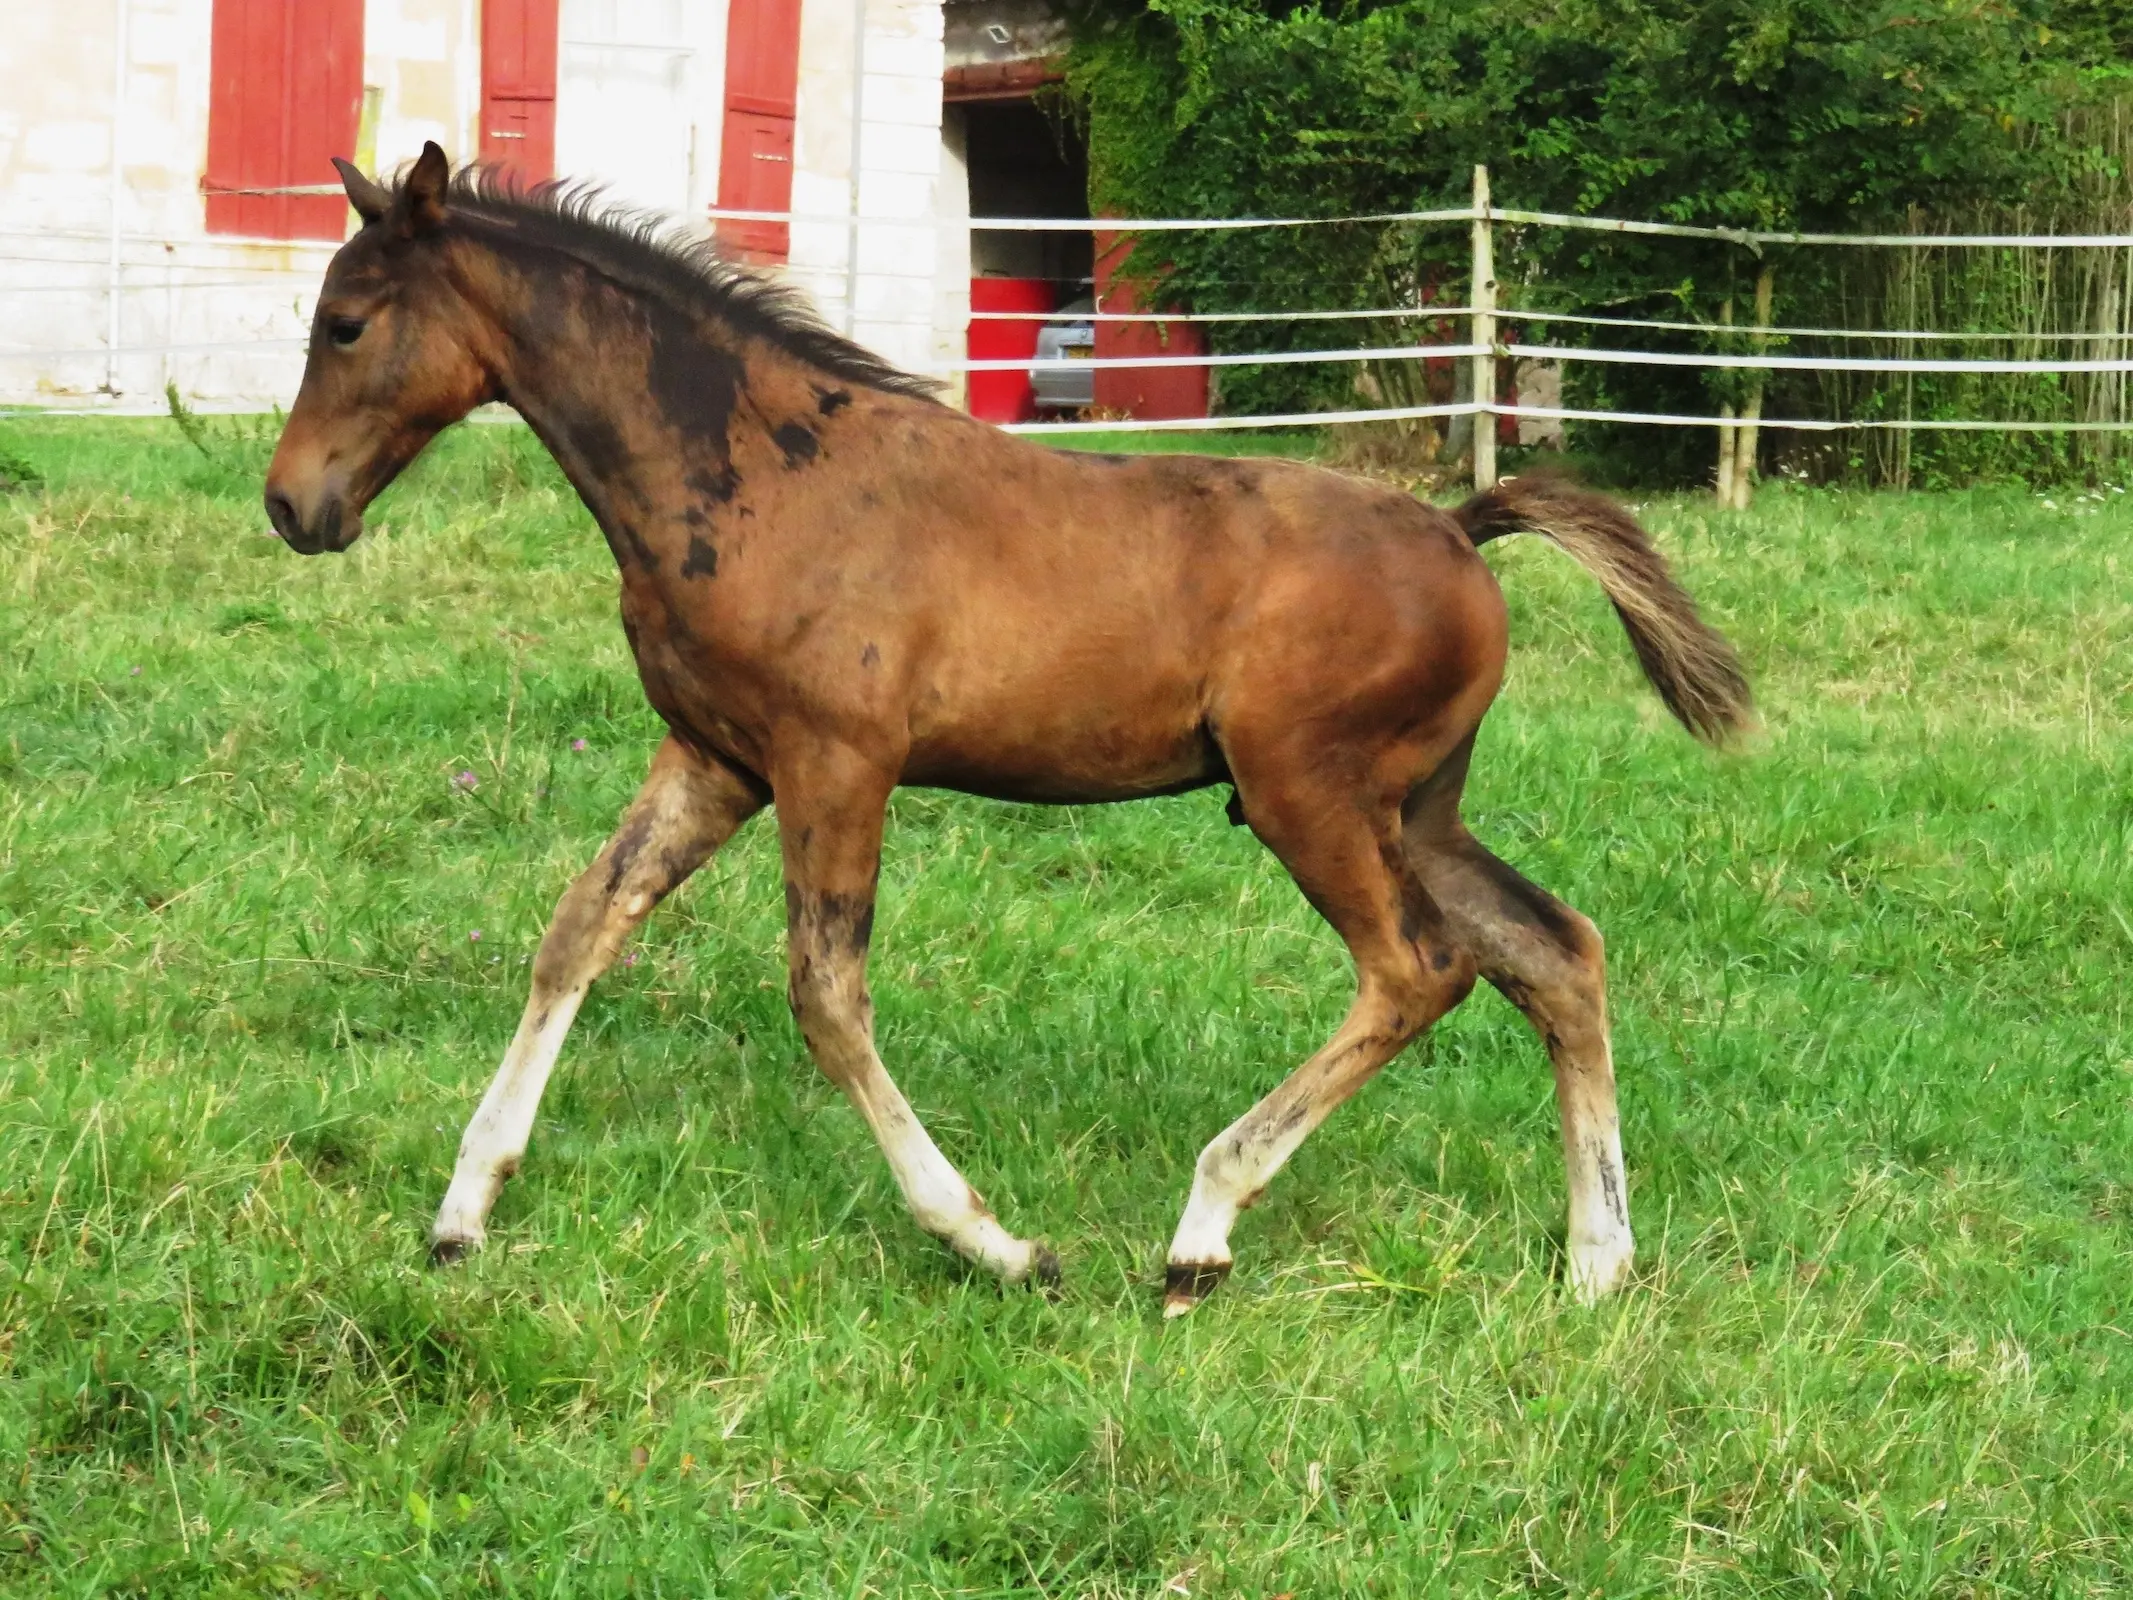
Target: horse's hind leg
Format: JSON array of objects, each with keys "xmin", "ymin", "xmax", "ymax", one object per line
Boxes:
[
  {"xmin": 430, "ymin": 735, "xmax": 764, "ymax": 1262},
  {"xmin": 1402, "ymin": 741, "xmax": 1634, "ymax": 1301},
  {"xmin": 1163, "ymin": 762, "xmax": 1477, "ymax": 1317}
]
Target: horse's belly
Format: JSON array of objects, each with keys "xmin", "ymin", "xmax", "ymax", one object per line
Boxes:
[{"xmin": 901, "ymin": 696, "xmax": 1223, "ymax": 804}]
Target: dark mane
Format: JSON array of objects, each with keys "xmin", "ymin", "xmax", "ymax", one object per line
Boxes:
[{"xmin": 399, "ymin": 165, "xmax": 943, "ymax": 403}]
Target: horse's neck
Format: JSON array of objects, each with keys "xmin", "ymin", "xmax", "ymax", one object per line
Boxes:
[{"xmin": 485, "ymin": 256, "xmax": 761, "ymax": 513}]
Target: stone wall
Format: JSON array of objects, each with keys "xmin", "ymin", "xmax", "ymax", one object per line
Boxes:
[{"xmin": 0, "ymin": 0, "xmax": 959, "ymax": 409}]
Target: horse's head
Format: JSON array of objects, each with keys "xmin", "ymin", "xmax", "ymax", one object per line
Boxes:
[{"xmin": 264, "ymin": 143, "xmax": 495, "ymax": 554}]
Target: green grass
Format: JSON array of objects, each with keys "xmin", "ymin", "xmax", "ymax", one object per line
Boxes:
[{"xmin": 2, "ymin": 416, "xmax": 2131, "ymax": 1597}]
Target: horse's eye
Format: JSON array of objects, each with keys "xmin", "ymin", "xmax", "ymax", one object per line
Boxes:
[{"xmin": 327, "ymin": 316, "xmax": 367, "ymax": 348}]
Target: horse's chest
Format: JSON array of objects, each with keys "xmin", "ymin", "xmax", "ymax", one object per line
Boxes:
[{"xmin": 616, "ymin": 578, "xmax": 761, "ymax": 766}]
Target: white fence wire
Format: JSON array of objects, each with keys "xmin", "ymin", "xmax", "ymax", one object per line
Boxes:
[{"xmin": 6, "ymin": 184, "xmax": 2131, "ymax": 445}]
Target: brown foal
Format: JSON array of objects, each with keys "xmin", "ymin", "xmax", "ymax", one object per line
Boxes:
[{"xmin": 264, "ymin": 146, "xmax": 1751, "ymax": 1314}]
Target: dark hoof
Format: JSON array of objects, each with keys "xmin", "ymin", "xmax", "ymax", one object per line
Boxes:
[
  {"xmin": 1162, "ymin": 1260, "xmax": 1231, "ymax": 1318},
  {"xmin": 429, "ymin": 1236, "xmax": 475, "ymax": 1268},
  {"xmin": 1030, "ymin": 1244, "xmax": 1062, "ymax": 1293}
]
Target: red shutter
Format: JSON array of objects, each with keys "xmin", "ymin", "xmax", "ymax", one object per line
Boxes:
[
  {"xmin": 716, "ymin": 0, "xmax": 804, "ymax": 262},
  {"xmin": 481, "ymin": 0, "xmax": 559, "ymax": 184},
  {"xmin": 204, "ymin": 0, "xmax": 364, "ymax": 241}
]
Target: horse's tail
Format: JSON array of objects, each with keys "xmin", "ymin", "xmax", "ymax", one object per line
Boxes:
[{"xmin": 1455, "ymin": 475, "xmax": 1754, "ymax": 745}]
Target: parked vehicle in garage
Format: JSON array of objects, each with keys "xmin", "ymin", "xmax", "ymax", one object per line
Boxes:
[{"xmin": 1031, "ymin": 297, "xmax": 1096, "ymax": 411}]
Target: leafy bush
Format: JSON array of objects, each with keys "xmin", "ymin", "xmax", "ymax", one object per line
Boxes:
[
  {"xmin": 1066, "ymin": 0, "xmax": 2131, "ymax": 486},
  {"xmin": 0, "ymin": 433, "xmax": 42, "ymax": 493}
]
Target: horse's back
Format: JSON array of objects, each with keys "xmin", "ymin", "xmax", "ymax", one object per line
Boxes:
[{"xmin": 865, "ymin": 413, "xmax": 1507, "ymax": 799}]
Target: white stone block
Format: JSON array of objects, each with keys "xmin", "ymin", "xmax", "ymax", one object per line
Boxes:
[
  {"xmin": 857, "ymin": 168, "xmax": 934, "ymax": 219},
  {"xmin": 25, "ymin": 120, "xmax": 113, "ymax": 172},
  {"xmin": 856, "ymin": 223, "xmax": 935, "ymax": 275},
  {"xmin": 854, "ymin": 273, "xmax": 933, "ymax": 320},
  {"xmin": 128, "ymin": 10, "xmax": 189, "ymax": 66},
  {"xmin": 391, "ymin": 15, "xmax": 450, "ymax": 62},
  {"xmin": 860, "ymin": 33, "xmax": 943, "ymax": 81},
  {"xmin": 859, "ymin": 74, "xmax": 941, "ymax": 129},
  {"xmin": 860, "ymin": 124, "xmax": 941, "ymax": 180}
]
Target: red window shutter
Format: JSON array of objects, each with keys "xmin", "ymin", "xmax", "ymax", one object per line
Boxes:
[
  {"xmin": 716, "ymin": 0, "xmax": 804, "ymax": 262},
  {"xmin": 204, "ymin": 0, "xmax": 364, "ymax": 241},
  {"xmin": 481, "ymin": 0, "xmax": 559, "ymax": 184}
]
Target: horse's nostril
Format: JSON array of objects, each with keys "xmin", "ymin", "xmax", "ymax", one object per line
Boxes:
[{"xmin": 264, "ymin": 488, "xmax": 301, "ymax": 544}]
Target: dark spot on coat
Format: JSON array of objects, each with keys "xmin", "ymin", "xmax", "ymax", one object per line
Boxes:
[
  {"xmin": 1594, "ymin": 1144, "xmax": 1627, "ymax": 1224},
  {"xmin": 1492, "ymin": 973, "xmax": 1534, "ymax": 1013},
  {"xmin": 553, "ymin": 405, "xmax": 632, "ymax": 483},
  {"xmin": 548, "ymin": 409, "xmax": 657, "ymax": 571},
  {"xmin": 608, "ymin": 520, "xmax": 658, "ymax": 572},
  {"xmin": 784, "ymin": 886, "xmax": 878, "ymax": 957},
  {"xmin": 644, "ymin": 306, "xmax": 746, "ymax": 458},
  {"xmin": 860, "ymin": 642, "xmax": 880, "ymax": 669},
  {"xmin": 773, "ymin": 422, "xmax": 819, "ymax": 467},
  {"xmin": 814, "ymin": 387, "xmax": 851, "ymax": 415},
  {"xmin": 1471, "ymin": 848, "xmax": 1581, "ymax": 946},
  {"xmin": 682, "ymin": 535, "xmax": 718, "ymax": 579},
  {"xmin": 1389, "ymin": 848, "xmax": 1436, "ymax": 944},
  {"xmin": 685, "ymin": 465, "xmax": 739, "ymax": 503},
  {"xmin": 605, "ymin": 813, "xmax": 654, "ymax": 895}
]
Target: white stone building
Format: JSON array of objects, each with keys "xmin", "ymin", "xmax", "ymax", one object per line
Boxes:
[{"xmin": 0, "ymin": 0, "xmax": 1092, "ymax": 411}]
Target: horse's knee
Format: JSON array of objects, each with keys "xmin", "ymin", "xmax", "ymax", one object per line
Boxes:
[
  {"xmin": 1544, "ymin": 914, "xmax": 1607, "ymax": 1023},
  {"xmin": 532, "ymin": 882, "xmax": 608, "ymax": 992},
  {"xmin": 786, "ymin": 949, "xmax": 872, "ymax": 1057}
]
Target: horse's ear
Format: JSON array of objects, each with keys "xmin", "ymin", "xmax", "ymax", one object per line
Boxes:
[
  {"xmin": 332, "ymin": 158, "xmax": 389, "ymax": 225},
  {"xmin": 393, "ymin": 141, "xmax": 451, "ymax": 238}
]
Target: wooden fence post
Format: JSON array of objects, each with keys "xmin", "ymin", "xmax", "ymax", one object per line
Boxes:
[
  {"xmin": 1732, "ymin": 264, "xmax": 1775, "ymax": 510},
  {"xmin": 1471, "ymin": 164, "xmax": 1497, "ymax": 491},
  {"xmin": 1715, "ymin": 296, "xmax": 1737, "ymax": 504}
]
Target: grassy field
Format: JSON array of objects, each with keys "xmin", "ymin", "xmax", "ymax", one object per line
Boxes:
[{"xmin": 1, "ymin": 416, "xmax": 2130, "ymax": 1597}]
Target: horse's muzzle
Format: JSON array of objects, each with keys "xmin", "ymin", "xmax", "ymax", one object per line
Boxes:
[{"xmin": 264, "ymin": 484, "xmax": 361, "ymax": 555}]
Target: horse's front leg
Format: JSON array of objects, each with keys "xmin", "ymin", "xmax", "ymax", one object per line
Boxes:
[
  {"xmin": 775, "ymin": 742, "xmax": 1056, "ymax": 1286},
  {"xmin": 430, "ymin": 735, "xmax": 765, "ymax": 1262}
]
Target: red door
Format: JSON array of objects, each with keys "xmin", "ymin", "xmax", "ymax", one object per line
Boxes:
[
  {"xmin": 717, "ymin": 0, "xmax": 804, "ymax": 262},
  {"xmin": 482, "ymin": 0, "xmax": 559, "ymax": 184},
  {"xmin": 1092, "ymin": 231, "xmax": 1210, "ymax": 421},
  {"xmin": 967, "ymin": 278, "xmax": 1054, "ymax": 423},
  {"xmin": 204, "ymin": 0, "xmax": 364, "ymax": 240}
]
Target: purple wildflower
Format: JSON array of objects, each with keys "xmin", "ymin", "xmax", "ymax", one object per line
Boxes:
[
  {"xmin": 129, "ymin": 665, "xmax": 142, "ymax": 677},
  {"xmin": 453, "ymin": 769, "xmax": 479, "ymax": 791},
  {"xmin": 624, "ymin": 951, "xmax": 640, "ymax": 968},
  {"xmin": 468, "ymin": 928, "xmax": 483, "ymax": 942},
  {"xmin": 571, "ymin": 738, "xmax": 589, "ymax": 753}
]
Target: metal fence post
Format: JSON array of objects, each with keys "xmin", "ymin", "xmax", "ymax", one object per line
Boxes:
[{"xmin": 1470, "ymin": 164, "xmax": 1497, "ymax": 490}]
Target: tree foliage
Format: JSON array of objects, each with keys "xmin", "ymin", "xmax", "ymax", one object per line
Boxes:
[{"xmin": 1064, "ymin": 0, "xmax": 2131, "ymax": 481}]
